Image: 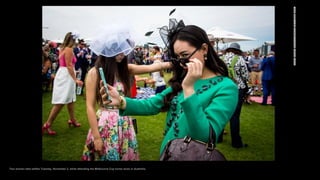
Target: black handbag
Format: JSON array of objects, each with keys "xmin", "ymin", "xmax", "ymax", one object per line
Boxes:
[{"xmin": 160, "ymin": 125, "xmax": 226, "ymax": 161}]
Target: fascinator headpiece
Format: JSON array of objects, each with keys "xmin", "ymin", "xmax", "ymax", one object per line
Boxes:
[
  {"xmin": 159, "ymin": 18, "xmax": 185, "ymax": 49},
  {"xmin": 89, "ymin": 24, "xmax": 135, "ymax": 57}
]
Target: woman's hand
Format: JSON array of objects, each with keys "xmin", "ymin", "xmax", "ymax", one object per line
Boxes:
[
  {"xmin": 99, "ymin": 80, "xmax": 121, "ymax": 106},
  {"xmin": 182, "ymin": 58, "xmax": 203, "ymax": 97},
  {"xmin": 182, "ymin": 58, "xmax": 203, "ymax": 87},
  {"xmin": 76, "ymin": 79, "xmax": 84, "ymax": 86},
  {"xmin": 93, "ymin": 138, "xmax": 104, "ymax": 155}
]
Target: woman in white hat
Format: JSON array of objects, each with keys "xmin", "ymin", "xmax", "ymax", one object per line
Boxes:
[{"xmin": 81, "ymin": 24, "xmax": 171, "ymax": 161}]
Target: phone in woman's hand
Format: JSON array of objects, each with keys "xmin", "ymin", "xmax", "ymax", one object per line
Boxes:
[{"xmin": 98, "ymin": 67, "xmax": 112, "ymax": 102}]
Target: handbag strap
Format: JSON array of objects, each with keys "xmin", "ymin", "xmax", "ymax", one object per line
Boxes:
[
  {"xmin": 182, "ymin": 125, "xmax": 217, "ymax": 151},
  {"xmin": 207, "ymin": 125, "xmax": 216, "ymax": 151}
]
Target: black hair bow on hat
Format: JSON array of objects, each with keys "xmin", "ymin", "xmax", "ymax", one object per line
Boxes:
[{"xmin": 159, "ymin": 18, "xmax": 185, "ymax": 49}]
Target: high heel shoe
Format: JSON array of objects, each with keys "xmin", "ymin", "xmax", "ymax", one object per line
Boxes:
[
  {"xmin": 68, "ymin": 119, "xmax": 81, "ymax": 127},
  {"xmin": 42, "ymin": 123, "xmax": 56, "ymax": 135}
]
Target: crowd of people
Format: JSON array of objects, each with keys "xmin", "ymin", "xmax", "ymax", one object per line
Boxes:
[{"xmin": 42, "ymin": 19, "xmax": 275, "ymax": 161}]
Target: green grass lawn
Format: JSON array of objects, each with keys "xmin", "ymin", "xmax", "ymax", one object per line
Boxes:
[{"xmin": 42, "ymin": 72, "xmax": 274, "ymax": 161}]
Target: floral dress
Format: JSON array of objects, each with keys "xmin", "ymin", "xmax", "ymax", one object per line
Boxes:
[{"xmin": 82, "ymin": 81, "xmax": 139, "ymax": 161}]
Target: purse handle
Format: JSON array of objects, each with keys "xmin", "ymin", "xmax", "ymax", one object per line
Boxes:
[
  {"xmin": 182, "ymin": 125, "xmax": 217, "ymax": 151},
  {"xmin": 207, "ymin": 125, "xmax": 216, "ymax": 151}
]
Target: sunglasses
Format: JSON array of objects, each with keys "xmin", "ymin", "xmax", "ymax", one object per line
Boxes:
[{"xmin": 170, "ymin": 48, "xmax": 198, "ymax": 67}]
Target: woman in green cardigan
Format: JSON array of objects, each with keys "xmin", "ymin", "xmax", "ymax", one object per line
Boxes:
[{"xmin": 101, "ymin": 21, "xmax": 238, "ymax": 158}]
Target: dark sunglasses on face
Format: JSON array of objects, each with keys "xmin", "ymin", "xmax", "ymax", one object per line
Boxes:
[{"xmin": 170, "ymin": 48, "xmax": 198, "ymax": 67}]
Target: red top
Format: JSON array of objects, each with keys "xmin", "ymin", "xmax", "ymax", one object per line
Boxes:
[{"xmin": 130, "ymin": 78, "xmax": 137, "ymax": 98}]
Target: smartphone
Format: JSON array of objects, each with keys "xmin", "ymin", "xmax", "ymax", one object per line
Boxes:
[{"xmin": 98, "ymin": 67, "xmax": 112, "ymax": 102}]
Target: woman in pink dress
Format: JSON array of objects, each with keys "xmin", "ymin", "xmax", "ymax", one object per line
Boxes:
[
  {"xmin": 81, "ymin": 25, "xmax": 171, "ymax": 161},
  {"xmin": 42, "ymin": 32, "xmax": 83, "ymax": 135}
]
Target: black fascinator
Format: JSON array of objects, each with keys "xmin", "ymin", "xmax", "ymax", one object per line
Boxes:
[{"xmin": 159, "ymin": 18, "xmax": 185, "ymax": 50}]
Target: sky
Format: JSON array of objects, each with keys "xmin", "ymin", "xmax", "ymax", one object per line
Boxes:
[{"xmin": 42, "ymin": 6, "xmax": 274, "ymax": 52}]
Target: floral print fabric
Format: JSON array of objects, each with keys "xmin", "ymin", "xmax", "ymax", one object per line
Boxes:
[{"xmin": 81, "ymin": 81, "xmax": 139, "ymax": 161}]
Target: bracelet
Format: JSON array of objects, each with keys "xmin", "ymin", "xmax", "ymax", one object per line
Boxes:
[{"xmin": 118, "ymin": 96, "xmax": 125, "ymax": 109}]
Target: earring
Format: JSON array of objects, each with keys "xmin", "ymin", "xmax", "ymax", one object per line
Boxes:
[{"xmin": 204, "ymin": 54, "xmax": 207, "ymax": 60}]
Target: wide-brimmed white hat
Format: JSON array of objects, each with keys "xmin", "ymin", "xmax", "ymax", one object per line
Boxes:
[{"xmin": 89, "ymin": 24, "xmax": 135, "ymax": 57}]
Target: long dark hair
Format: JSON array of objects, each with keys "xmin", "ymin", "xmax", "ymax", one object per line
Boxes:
[
  {"xmin": 94, "ymin": 55, "xmax": 130, "ymax": 106},
  {"xmin": 162, "ymin": 25, "xmax": 228, "ymax": 111}
]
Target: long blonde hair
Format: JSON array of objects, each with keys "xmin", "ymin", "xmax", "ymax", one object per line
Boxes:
[{"xmin": 60, "ymin": 32, "xmax": 76, "ymax": 50}]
